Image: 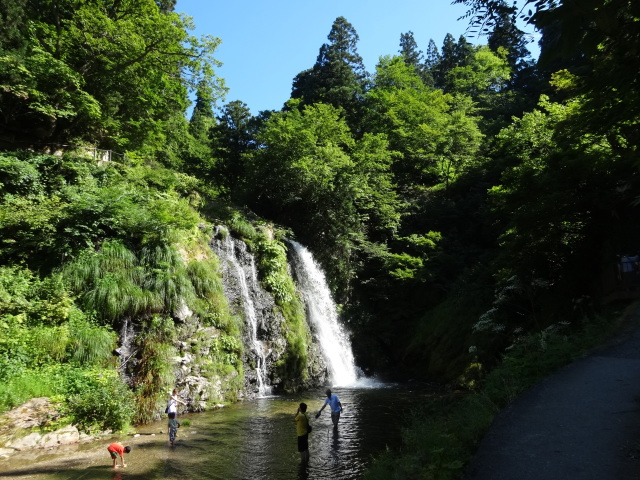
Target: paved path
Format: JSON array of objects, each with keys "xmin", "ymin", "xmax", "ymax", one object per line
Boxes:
[{"xmin": 464, "ymin": 306, "xmax": 640, "ymax": 480}]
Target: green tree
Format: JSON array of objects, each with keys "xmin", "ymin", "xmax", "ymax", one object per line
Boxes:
[
  {"xmin": 181, "ymin": 82, "xmax": 217, "ymax": 187},
  {"xmin": 446, "ymin": 44, "xmax": 511, "ymax": 120},
  {"xmin": 246, "ymin": 100, "xmax": 397, "ymax": 294},
  {"xmin": 424, "ymin": 38, "xmax": 441, "ymax": 74},
  {"xmin": 291, "ymin": 16, "xmax": 367, "ymax": 131},
  {"xmin": 156, "ymin": 0, "xmax": 176, "ymax": 12},
  {"xmin": 486, "ymin": 1, "xmax": 532, "ymax": 85},
  {"xmin": 0, "ymin": 0, "xmax": 88, "ymax": 140},
  {"xmin": 399, "ymin": 31, "xmax": 432, "ymax": 86},
  {"xmin": 0, "ymin": 0, "xmax": 225, "ymax": 157},
  {"xmin": 456, "ymin": 0, "xmax": 640, "ymax": 147},
  {"xmin": 399, "ymin": 31, "xmax": 422, "ymax": 67},
  {"xmin": 481, "ymin": 1, "xmax": 542, "ymax": 130},
  {"xmin": 0, "ymin": 0, "xmax": 28, "ymax": 53},
  {"xmin": 484, "ymin": 93, "xmax": 639, "ymax": 340},
  {"xmin": 365, "ymin": 56, "xmax": 483, "ymax": 188},
  {"xmin": 433, "ymin": 34, "xmax": 475, "ymax": 91},
  {"xmin": 210, "ymin": 100, "xmax": 259, "ymax": 197},
  {"xmin": 190, "ymin": 81, "xmax": 216, "ymax": 130}
]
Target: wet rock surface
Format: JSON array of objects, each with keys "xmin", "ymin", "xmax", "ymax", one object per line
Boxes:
[{"xmin": 210, "ymin": 229, "xmax": 327, "ymax": 395}]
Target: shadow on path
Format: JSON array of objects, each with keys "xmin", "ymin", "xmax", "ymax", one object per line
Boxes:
[{"xmin": 464, "ymin": 303, "xmax": 640, "ymax": 480}]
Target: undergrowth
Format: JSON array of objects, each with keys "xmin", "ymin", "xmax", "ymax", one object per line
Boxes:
[{"xmin": 364, "ymin": 303, "xmax": 632, "ymax": 480}]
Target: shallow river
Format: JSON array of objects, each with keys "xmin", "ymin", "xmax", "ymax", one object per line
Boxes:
[{"xmin": 0, "ymin": 383, "xmax": 434, "ymax": 480}]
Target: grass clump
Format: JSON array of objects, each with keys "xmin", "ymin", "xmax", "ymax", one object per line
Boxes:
[{"xmin": 131, "ymin": 315, "xmax": 177, "ymax": 424}]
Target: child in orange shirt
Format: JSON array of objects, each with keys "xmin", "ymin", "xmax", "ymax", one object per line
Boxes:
[{"xmin": 107, "ymin": 442, "xmax": 131, "ymax": 468}]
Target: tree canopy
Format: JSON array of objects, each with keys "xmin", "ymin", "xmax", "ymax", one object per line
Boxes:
[{"xmin": 0, "ymin": 0, "xmax": 225, "ymax": 158}]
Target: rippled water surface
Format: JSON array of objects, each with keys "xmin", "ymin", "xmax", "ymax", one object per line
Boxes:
[{"xmin": 0, "ymin": 384, "xmax": 434, "ymax": 480}]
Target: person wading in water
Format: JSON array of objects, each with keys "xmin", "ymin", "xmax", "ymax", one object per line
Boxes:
[
  {"xmin": 295, "ymin": 402, "xmax": 311, "ymax": 463},
  {"xmin": 315, "ymin": 389, "xmax": 342, "ymax": 429}
]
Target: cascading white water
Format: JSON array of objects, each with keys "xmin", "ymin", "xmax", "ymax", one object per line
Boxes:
[
  {"xmin": 214, "ymin": 230, "xmax": 271, "ymax": 397},
  {"xmin": 244, "ymin": 254, "xmax": 271, "ymax": 396},
  {"xmin": 288, "ymin": 240, "xmax": 358, "ymax": 386}
]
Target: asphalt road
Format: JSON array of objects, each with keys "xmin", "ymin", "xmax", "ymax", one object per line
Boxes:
[{"xmin": 464, "ymin": 305, "xmax": 640, "ymax": 480}]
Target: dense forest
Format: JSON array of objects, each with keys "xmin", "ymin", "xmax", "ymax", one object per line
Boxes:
[{"xmin": 1, "ymin": 0, "xmax": 639, "ymax": 474}]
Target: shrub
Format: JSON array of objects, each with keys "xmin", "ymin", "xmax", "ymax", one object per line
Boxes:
[
  {"xmin": 0, "ymin": 314, "xmax": 30, "ymax": 380},
  {"xmin": 132, "ymin": 316, "xmax": 177, "ymax": 423},
  {"xmin": 29, "ymin": 326, "xmax": 70, "ymax": 365},
  {"xmin": 0, "ymin": 267, "xmax": 75, "ymax": 327},
  {"xmin": 228, "ymin": 216, "xmax": 257, "ymax": 240},
  {"xmin": 211, "ymin": 334, "xmax": 242, "ymax": 365},
  {"xmin": 65, "ymin": 369, "xmax": 135, "ymax": 433},
  {"xmin": 68, "ymin": 318, "xmax": 117, "ymax": 366},
  {"xmin": 255, "ymin": 238, "xmax": 295, "ymax": 304}
]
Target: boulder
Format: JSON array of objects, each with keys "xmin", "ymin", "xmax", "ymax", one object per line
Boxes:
[
  {"xmin": 8, "ymin": 432, "xmax": 40, "ymax": 450},
  {"xmin": 39, "ymin": 425, "xmax": 80, "ymax": 449},
  {"xmin": 0, "ymin": 398, "xmax": 84, "ymax": 456}
]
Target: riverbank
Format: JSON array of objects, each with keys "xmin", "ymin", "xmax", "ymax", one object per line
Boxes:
[
  {"xmin": 0, "ymin": 397, "xmax": 96, "ymax": 458},
  {"xmin": 0, "ymin": 385, "xmax": 434, "ymax": 480},
  {"xmin": 0, "ymin": 396, "xmax": 229, "ymax": 462}
]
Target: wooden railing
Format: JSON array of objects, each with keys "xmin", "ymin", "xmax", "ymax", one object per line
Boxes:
[
  {"xmin": 76, "ymin": 146, "xmax": 129, "ymax": 165},
  {"xmin": 2, "ymin": 142, "xmax": 130, "ymax": 164},
  {"xmin": 45, "ymin": 144, "xmax": 129, "ymax": 164}
]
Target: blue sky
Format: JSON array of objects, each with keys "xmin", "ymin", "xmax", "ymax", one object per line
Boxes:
[{"xmin": 176, "ymin": 0, "xmax": 536, "ymax": 115}]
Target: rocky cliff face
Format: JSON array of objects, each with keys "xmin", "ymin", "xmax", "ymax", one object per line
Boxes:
[
  {"xmin": 0, "ymin": 231, "xmax": 331, "ymax": 455},
  {"xmin": 210, "ymin": 228, "xmax": 327, "ymax": 396},
  {"xmin": 111, "ymin": 228, "xmax": 328, "ymax": 420}
]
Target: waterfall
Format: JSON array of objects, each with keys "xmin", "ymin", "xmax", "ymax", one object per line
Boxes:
[
  {"xmin": 212, "ymin": 229, "xmax": 272, "ymax": 397},
  {"xmin": 115, "ymin": 317, "xmax": 137, "ymax": 372},
  {"xmin": 288, "ymin": 241, "xmax": 358, "ymax": 386}
]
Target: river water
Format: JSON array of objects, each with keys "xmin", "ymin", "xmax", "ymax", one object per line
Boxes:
[
  {"xmin": 0, "ymin": 242, "xmax": 430, "ymax": 479},
  {"xmin": 0, "ymin": 383, "xmax": 434, "ymax": 480}
]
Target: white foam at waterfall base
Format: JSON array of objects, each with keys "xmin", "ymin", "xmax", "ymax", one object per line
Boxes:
[{"xmin": 288, "ymin": 240, "xmax": 359, "ymax": 387}]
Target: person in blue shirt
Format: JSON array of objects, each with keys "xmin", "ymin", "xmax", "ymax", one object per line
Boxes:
[
  {"xmin": 315, "ymin": 388, "xmax": 342, "ymax": 428},
  {"xmin": 167, "ymin": 412, "xmax": 180, "ymax": 446}
]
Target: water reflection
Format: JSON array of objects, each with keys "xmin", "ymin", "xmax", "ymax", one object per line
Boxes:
[
  {"xmin": 0, "ymin": 384, "xmax": 436, "ymax": 480},
  {"xmin": 331, "ymin": 427, "xmax": 340, "ymax": 449},
  {"xmin": 297, "ymin": 462, "xmax": 309, "ymax": 480}
]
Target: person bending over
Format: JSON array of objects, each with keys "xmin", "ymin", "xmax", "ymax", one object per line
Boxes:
[{"xmin": 107, "ymin": 442, "xmax": 131, "ymax": 468}]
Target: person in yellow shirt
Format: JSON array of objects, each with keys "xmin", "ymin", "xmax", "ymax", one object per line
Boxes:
[{"xmin": 294, "ymin": 402, "xmax": 311, "ymax": 463}]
